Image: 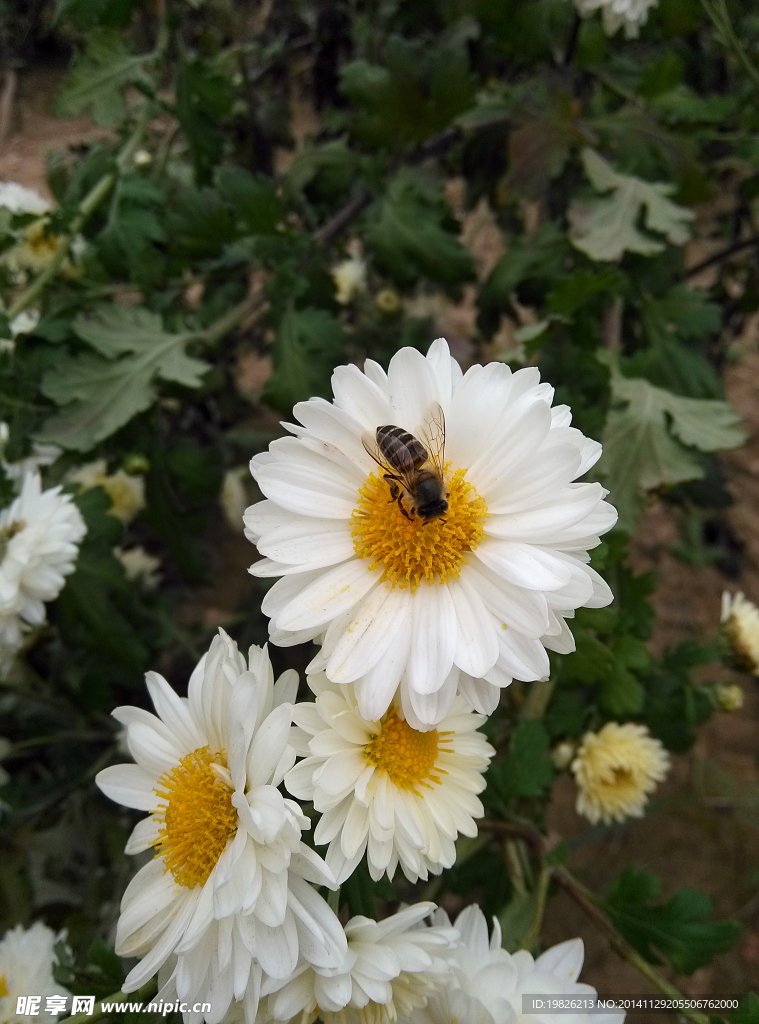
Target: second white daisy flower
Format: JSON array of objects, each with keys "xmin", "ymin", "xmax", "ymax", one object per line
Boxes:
[{"xmin": 285, "ymin": 673, "xmax": 494, "ymax": 884}]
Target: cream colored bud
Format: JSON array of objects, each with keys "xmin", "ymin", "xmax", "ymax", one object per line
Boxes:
[
  {"xmin": 713, "ymin": 683, "xmax": 744, "ymax": 712},
  {"xmin": 375, "ymin": 288, "xmax": 401, "ymax": 314},
  {"xmin": 551, "ymin": 740, "xmax": 576, "ymax": 770}
]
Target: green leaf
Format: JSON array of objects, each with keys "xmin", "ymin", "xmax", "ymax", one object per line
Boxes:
[
  {"xmin": 733, "ymin": 993, "xmax": 759, "ymax": 1023},
  {"xmin": 569, "ymin": 148, "xmax": 693, "ymax": 262},
  {"xmin": 625, "ymin": 286, "xmax": 723, "ymax": 399},
  {"xmin": 175, "ymin": 56, "xmax": 234, "ymax": 185},
  {"xmin": 37, "ymin": 306, "xmax": 209, "ymax": 451},
  {"xmin": 217, "ymin": 167, "xmax": 283, "ymax": 235},
  {"xmin": 490, "ymin": 720, "xmax": 554, "ymax": 800},
  {"xmin": 498, "ymin": 888, "xmax": 540, "ymax": 952},
  {"xmin": 367, "ymin": 169, "xmax": 474, "ymax": 288},
  {"xmin": 340, "ymin": 20, "xmax": 478, "ymax": 149},
  {"xmin": 54, "ymin": 29, "xmax": 149, "ymax": 128},
  {"xmin": 596, "ymin": 351, "xmax": 745, "ymax": 531},
  {"xmin": 604, "ymin": 866, "xmax": 740, "ymax": 974},
  {"xmin": 262, "ymin": 307, "xmax": 346, "ymax": 413},
  {"xmin": 478, "ymin": 223, "xmax": 569, "ymax": 336}
]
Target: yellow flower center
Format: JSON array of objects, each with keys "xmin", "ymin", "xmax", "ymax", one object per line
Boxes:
[
  {"xmin": 0, "ymin": 975, "xmax": 8, "ymax": 999},
  {"xmin": 351, "ymin": 467, "xmax": 487, "ymax": 590},
  {"xmin": 153, "ymin": 746, "xmax": 237, "ymax": 889},
  {"xmin": 365, "ymin": 708, "xmax": 452, "ymax": 791},
  {"xmin": 25, "ymin": 221, "xmax": 59, "ymax": 260}
]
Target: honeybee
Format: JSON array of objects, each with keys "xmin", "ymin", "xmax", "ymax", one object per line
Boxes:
[{"xmin": 362, "ymin": 401, "xmax": 449, "ymax": 522}]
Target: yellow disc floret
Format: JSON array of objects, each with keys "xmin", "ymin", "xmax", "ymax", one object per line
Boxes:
[
  {"xmin": 153, "ymin": 745, "xmax": 238, "ymax": 889},
  {"xmin": 0, "ymin": 974, "xmax": 8, "ymax": 999},
  {"xmin": 365, "ymin": 708, "xmax": 453, "ymax": 791},
  {"xmin": 351, "ymin": 467, "xmax": 487, "ymax": 590}
]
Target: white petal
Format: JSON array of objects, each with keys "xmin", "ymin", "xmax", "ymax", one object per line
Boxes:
[
  {"xmin": 326, "ymin": 582, "xmax": 410, "ymax": 684},
  {"xmin": 445, "ymin": 362, "xmax": 513, "ymax": 469},
  {"xmin": 353, "ymin": 607, "xmax": 413, "ymax": 721},
  {"xmin": 275, "ymin": 560, "xmax": 377, "ymax": 632},
  {"xmin": 97, "ymin": 764, "xmax": 158, "ymax": 811},
  {"xmin": 447, "ymin": 576, "xmax": 499, "ymax": 678},
  {"xmin": 387, "ymin": 346, "xmax": 439, "ymax": 429},
  {"xmin": 475, "ymin": 539, "xmax": 572, "ymax": 592},
  {"xmin": 402, "ymin": 663, "xmax": 458, "ymax": 728},
  {"xmin": 257, "ymin": 519, "xmax": 356, "ymax": 570},
  {"xmin": 254, "ymin": 457, "xmax": 357, "ymax": 519},
  {"xmin": 406, "ymin": 583, "xmax": 457, "ymax": 695},
  {"xmin": 145, "ymin": 672, "xmax": 204, "ymax": 753},
  {"xmin": 462, "ymin": 560, "xmax": 549, "ymax": 638},
  {"xmin": 332, "ymin": 364, "xmax": 393, "ymax": 429}
]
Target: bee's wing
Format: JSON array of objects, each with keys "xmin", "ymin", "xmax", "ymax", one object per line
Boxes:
[
  {"xmin": 361, "ymin": 430, "xmax": 389, "ymax": 470},
  {"xmin": 417, "ymin": 401, "xmax": 446, "ymax": 473},
  {"xmin": 361, "ymin": 429, "xmax": 417, "ymax": 491}
]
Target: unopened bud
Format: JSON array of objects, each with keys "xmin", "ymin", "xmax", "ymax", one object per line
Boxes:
[
  {"xmin": 375, "ymin": 288, "xmax": 400, "ymax": 314},
  {"xmin": 551, "ymin": 740, "xmax": 576, "ymax": 770},
  {"xmin": 122, "ymin": 453, "xmax": 150, "ymax": 475},
  {"xmin": 713, "ymin": 683, "xmax": 744, "ymax": 712}
]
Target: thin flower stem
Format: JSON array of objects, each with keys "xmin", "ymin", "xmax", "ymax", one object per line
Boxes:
[
  {"xmin": 61, "ymin": 981, "xmax": 157, "ymax": 1024},
  {"xmin": 553, "ymin": 865, "xmax": 716, "ymax": 1024},
  {"xmin": 522, "ymin": 863, "xmax": 552, "ymax": 950},
  {"xmin": 700, "ymin": 0, "xmax": 759, "ymax": 93},
  {"xmin": 5, "ymin": 730, "xmax": 112, "ymax": 759},
  {"xmin": 6, "ymin": 13, "xmax": 170, "ymax": 322},
  {"xmin": 520, "ymin": 675, "xmax": 556, "ymax": 720}
]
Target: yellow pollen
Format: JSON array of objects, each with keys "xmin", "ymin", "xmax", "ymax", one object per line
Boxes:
[
  {"xmin": 364, "ymin": 708, "xmax": 445, "ymax": 791},
  {"xmin": 0, "ymin": 975, "xmax": 8, "ymax": 999},
  {"xmin": 351, "ymin": 466, "xmax": 487, "ymax": 590},
  {"xmin": 153, "ymin": 745, "xmax": 237, "ymax": 889}
]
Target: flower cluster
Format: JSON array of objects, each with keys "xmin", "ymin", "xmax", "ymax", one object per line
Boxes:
[
  {"xmin": 86, "ymin": 340, "xmax": 682, "ymax": 1024},
  {"xmin": 0, "ymin": 921, "xmax": 70, "ymax": 1024}
]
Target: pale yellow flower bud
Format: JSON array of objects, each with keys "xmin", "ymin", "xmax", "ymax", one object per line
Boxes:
[
  {"xmin": 375, "ymin": 287, "xmax": 401, "ymax": 314},
  {"xmin": 551, "ymin": 740, "xmax": 576, "ymax": 770},
  {"xmin": 713, "ymin": 683, "xmax": 744, "ymax": 712},
  {"xmin": 720, "ymin": 591, "xmax": 759, "ymax": 675}
]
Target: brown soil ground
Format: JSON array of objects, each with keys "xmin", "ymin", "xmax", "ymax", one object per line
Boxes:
[{"xmin": 5, "ymin": 60, "xmax": 759, "ymax": 1023}]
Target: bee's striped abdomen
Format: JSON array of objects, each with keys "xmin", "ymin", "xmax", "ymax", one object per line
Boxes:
[{"xmin": 376, "ymin": 425, "xmax": 428, "ymax": 471}]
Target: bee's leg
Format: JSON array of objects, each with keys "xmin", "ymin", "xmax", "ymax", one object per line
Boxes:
[
  {"xmin": 397, "ymin": 496, "xmax": 412, "ymax": 520},
  {"xmin": 384, "ymin": 475, "xmax": 401, "ymax": 503}
]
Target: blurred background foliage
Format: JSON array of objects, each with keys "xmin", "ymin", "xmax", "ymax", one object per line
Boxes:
[{"xmin": 2, "ymin": 0, "xmax": 759, "ymax": 1016}]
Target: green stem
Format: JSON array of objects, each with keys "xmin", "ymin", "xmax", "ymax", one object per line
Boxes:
[
  {"xmin": 7, "ymin": 10, "xmax": 171, "ymax": 322},
  {"xmin": 553, "ymin": 866, "xmax": 715, "ymax": 1024},
  {"xmin": 522, "ymin": 864, "xmax": 552, "ymax": 950},
  {"xmin": 62, "ymin": 980, "xmax": 157, "ymax": 1024},
  {"xmin": 520, "ymin": 675, "xmax": 555, "ymax": 721},
  {"xmin": 5, "ymin": 730, "xmax": 112, "ymax": 759},
  {"xmin": 701, "ymin": 0, "xmax": 759, "ymax": 93}
]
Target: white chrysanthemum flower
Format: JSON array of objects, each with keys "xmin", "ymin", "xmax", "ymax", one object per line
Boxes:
[
  {"xmin": 67, "ymin": 459, "xmax": 145, "ymax": 524},
  {"xmin": 415, "ymin": 905, "xmax": 624, "ymax": 1024},
  {"xmin": 260, "ymin": 903, "xmax": 456, "ymax": 1024},
  {"xmin": 571, "ymin": 722, "xmax": 669, "ymax": 825},
  {"xmin": 721, "ymin": 591, "xmax": 759, "ymax": 675},
  {"xmin": 0, "ymin": 470, "xmax": 86, "ymax": 647},
  {"xmin": 114, "ymin": 546, "xmax": 161, "ymax": 588},
  {"xmin": 572, "ymin": 0, "xmax": 658, "ymax": 38},
  {"xmin": 286, "ymin": 674, "xmax": 494, "ymax": 884},
  {"xmin": 332, "ymin": 255, "xmax": 367, "ymax": 305},
  {"xmin": 95, "ymin": 630, "xmax": 347, "ymax": 1024},
  {"xmin": 0, "ymin": 922, "xmax": 71, "ymax": 1024},
  {"xmin": 245, "ymin": 338, "xmax": 616, "ymax": 727}
]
